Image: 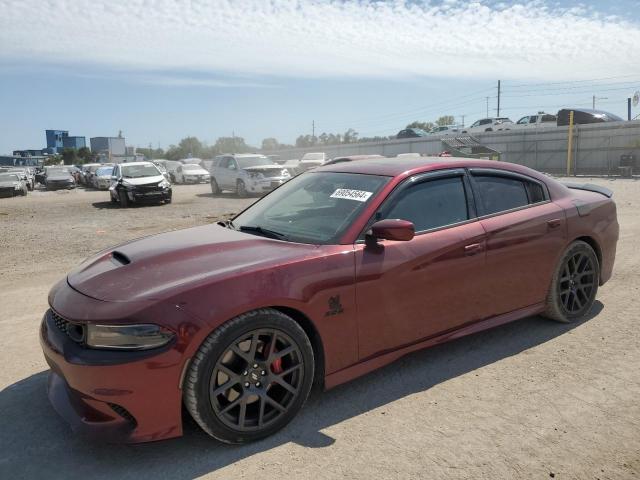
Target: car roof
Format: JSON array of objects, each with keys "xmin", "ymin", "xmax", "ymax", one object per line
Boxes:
[
  {"xmin": 119, "ymin": 161, "xmax": 155, "ymax": 167},
  {"xmin": 316, "ymin": 156, "xmax": 539, "ymax": 178}
]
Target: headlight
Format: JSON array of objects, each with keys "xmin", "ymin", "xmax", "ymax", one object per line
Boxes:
[
  {"xmin": 159, "ymin": 180, "xmax": 170, "ymax": 188},
  {"xmin": 281, "ymin": 169, "xmax": 291, "ymax": 177},
  {"xmin": 122, "ymin": 181, "xmax": 135, "ymax": 189},
  {"xmin": 86, "ymin": 324, "xmax": 174, "ymax": 350}
]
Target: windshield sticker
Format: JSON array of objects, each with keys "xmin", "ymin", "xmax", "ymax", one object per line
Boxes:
[{"xmin": 330, "ymin": 188, "xmax": 373, "ymax": 202}]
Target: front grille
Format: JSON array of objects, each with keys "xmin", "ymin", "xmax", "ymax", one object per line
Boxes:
[
  {"xmin": 50, "ymin": 309, "xmax": 85, "ymax": 343},
  {"xmin": 254, "ymin": 169, "xmax": 284, "ymax": 178},
  {"xmin": 134, "ymin": 183, "xmax": 160, "ymax": 192},
  {"xmin": 108, "ymin": 403, "xmax": 138, "ymax": 427}
]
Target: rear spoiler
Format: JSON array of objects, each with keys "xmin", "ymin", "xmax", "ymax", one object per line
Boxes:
[{"xmin": 563, "ymin": 182, "xmax": 613, "ymax": 198}]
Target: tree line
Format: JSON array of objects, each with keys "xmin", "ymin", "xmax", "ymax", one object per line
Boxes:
[{"xmin": 51, "ymin": 114, "xmax": 456, "ymax": 165}]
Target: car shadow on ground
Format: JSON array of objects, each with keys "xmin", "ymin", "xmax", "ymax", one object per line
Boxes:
[{"xmin": 0, "ymin": 303, "xmax": 602, "ymax": 479}]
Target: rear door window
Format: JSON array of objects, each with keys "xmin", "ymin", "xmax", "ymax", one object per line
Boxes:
[{"xmin": 473, "ymin": 174, "xmax": 547, "ymax": 215}]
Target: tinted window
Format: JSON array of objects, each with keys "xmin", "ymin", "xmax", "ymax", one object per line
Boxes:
[
  {"xmin": 525, "ymin": 181, "xmax": 545, "ymax": 203},
  {"xmin": 529, "ymin": 115, "xmax": 538, "ymax": 123},
  {"xmin": 473, "ymin": 175, "xmax": 528, "ymax": 215},
  {"xmin": 480, "ymin": 119, "xmax": 492, "ymax": 125},
  {"xmin": 541, "ymin": 114, "xmax": 556, "ymax": 123},
  {"xmin": 384, "ymin": 176, "xmax": 468, "ymax": 231}
]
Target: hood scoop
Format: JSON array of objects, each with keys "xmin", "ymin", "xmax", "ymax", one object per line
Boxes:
[{"xmin": 111, "ymin": 251, "xmax": 131, "ymax": 265}]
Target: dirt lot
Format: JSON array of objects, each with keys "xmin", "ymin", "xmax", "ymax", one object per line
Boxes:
[{"xmin": 0, "ymin": 179, "xmax": 639, "ymax": 479}]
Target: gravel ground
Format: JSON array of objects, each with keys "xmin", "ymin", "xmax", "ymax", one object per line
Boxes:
[{"xmin": 0, "ymin": 178, "xmax": 638, "ymax": 480}]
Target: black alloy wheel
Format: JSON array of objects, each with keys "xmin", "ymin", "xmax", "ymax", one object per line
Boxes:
[
  {"xmin": 558, "ymin": 250, "xmax": 596, "ymax": 315},
  {"xmin": 210, "ymin": 329, "xmax": 304, "ymax": 432},
  {"xmin": 544, "ymin": 240, "xmax": 599, "ymax": 322},
  {"xmin": 184, "ymin": 309, "xmax": 314, "ymax": 443}
]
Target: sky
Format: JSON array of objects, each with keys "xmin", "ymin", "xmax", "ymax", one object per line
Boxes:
[{"xmin": 1, "ymin": 0, "xmax": 640, "ymax": 153}]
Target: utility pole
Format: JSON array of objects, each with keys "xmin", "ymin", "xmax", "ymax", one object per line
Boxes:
[
  {"xmin": 497, "ymin": 80, "xmax": 501, "ymax": 117},
  {"xmin": 460, "ymin": 115, "xmax": 465, "ymax": 127},
  {"xmin": 592, "ymin": 95, "xmax": 608, "ymax": 110},
  {"xmin": 486, "ymin": 97, "xmax": 489, "ymax": 117}
]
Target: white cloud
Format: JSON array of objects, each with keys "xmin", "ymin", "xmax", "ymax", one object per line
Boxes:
[{"xmin": 0, "ymin": 0, "xmax": 639, "ymax": 82}]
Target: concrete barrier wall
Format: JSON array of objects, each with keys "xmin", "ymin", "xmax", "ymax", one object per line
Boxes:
[{"xmin": 265, "ymin": 120, "xmax": 640, "ymax": 175}]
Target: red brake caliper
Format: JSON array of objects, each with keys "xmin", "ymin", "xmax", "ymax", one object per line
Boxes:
[{"xmin": 265, "ymin": 341, "xmax": 283, "ymax": 374}]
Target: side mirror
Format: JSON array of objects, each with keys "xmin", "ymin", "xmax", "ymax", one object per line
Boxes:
[{"xmin": 366, "ymin": 219, "xmax": 415, "ymax": 245}]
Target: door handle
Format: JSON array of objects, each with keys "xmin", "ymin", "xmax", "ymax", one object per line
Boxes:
[
  {"xmin": 464, "ymin": 243, "xmax": 483, "ymax": 256},
  {"xmin": 547, "ymin": 219, "xmax": 562, "ymax": 229}
]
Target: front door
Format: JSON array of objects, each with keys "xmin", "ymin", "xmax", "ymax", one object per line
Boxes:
[{"xmin": 354, "ymin": 171, "xmax": 490, "ymax": 360}]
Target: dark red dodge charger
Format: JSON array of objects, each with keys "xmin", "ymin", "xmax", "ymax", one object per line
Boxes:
[{"xmin": 40, "ymin": 157, "xmax": 618, "ymax": 444}]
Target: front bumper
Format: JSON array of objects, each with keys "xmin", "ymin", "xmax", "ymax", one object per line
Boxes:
[
  {"xmin": 183, "ymin": 175, "xmax": 210, "ymax": 184},
  {"xmin": 247, "ymin": 176, "xmax": 289, "ymax": 193},
  {"xmin": 125, "ymin": 187, "xmax": 172, "ymax": 203},
  {"xmin": 40, "ymin": 307, "xmax": 185, "ymax": 443}
]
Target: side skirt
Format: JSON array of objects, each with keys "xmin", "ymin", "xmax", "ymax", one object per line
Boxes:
[{"xmin": 324, "ymin": 303, "xmax": 545, "ymax": 390}]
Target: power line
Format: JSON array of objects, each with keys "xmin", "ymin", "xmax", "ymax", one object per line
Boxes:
[{"xmin": 504, "ymin": 73, "xmax": 640, "ymax": 89}]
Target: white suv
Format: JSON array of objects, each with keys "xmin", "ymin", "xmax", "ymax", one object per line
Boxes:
[
  {"xmin": 298, "ymin": 152, "xmax": 327, "ymax": 172},
  {"xmin": 462, "ymin": 117, "xmax": 513, "ymax": 133},
  {"xmin": 513, "ymin": 113, "xmax": 557, "ymax": 128},
  {"xmin": 209, "ymin": 154, "xmax": 291, "ymax": 197}
]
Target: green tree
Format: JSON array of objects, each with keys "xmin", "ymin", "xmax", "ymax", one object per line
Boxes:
[
  {"xmin": 136, "ymin": 147, "xmax": 165, "ymax": 160},
  {"xmin": 61, "ymin": 148, "xmax": 78, "ymax": 165},
  {"xmin": 261, "ymin": 138, "xmax": 281, "ymax": 150},
  {"xmin": 214, "ymin": 136, "xmax": 251, "ymax": 154},
  {"xmin": 77, "ymin": 146, "xmax": 92, "ymax": 163},
  {"xmin": 343, "ymin": 128, "xmax": 358, "ymax": 144},
  {"xmin": 406, "ymin": 121, "xmax": 434, "ymax": 131},
  {"xmin": 178, "ymin": 136, "xmax": 203, "ymax": 158},
  {"xmin": 436, "ymin": 115, "xmax": 455, "ymax": 126}
]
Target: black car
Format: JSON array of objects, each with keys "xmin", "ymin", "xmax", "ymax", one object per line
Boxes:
[
  {"xmin": 45, "ymin": 167, "xmax": 76, "ymax": 190},
  {"xmin": 557, "ymin": 108, "xmax": 624, "ymax": 126},
  {"xmin": 396, "ymin": 128, "xmax": 429, "ymax": 139}
]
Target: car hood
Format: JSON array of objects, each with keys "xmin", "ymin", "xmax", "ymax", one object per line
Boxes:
[
  {"xmin": 67, "ymin": 224, "xmax": 319, "ymax": 302},
  {"xmin": 0, "ymin": 180, "xmax": 18, "ymax": 187},
  {"xmin": 121, "ymin": 175, "xmax": 165, "ymax": 185}
]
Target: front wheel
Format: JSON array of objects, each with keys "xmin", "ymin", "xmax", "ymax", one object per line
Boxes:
[
  {"xmin": 183, "ymin": 308, "xmax": 315, "ymax": 444},
  {"xmin": 210, "ymin": 178, "xmax": 220, "ymax": 195},
  {"xmin": 236, "ymin": 179, "xmax": 247, "ymax": 198},
  {"xmin": 543, "ymin": 241, "xmax": 599, "ymax": 322},
  {"xmin": 119, "ymin": 190, "xmax": 129, "ymax": 208}
]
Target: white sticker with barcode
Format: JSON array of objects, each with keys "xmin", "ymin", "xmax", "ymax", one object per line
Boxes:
[{"xmin": 330, "ymin": 188, "xmax": 373, "ymax": 202}]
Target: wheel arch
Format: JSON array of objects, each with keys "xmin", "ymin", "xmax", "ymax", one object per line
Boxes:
[
  {"xmin": 271, "ymin": 305, "xmax": 326, "ymax": 391},
  {"xmin": 573, "ymin": 235, "xmax": 603, "ymax": 283}
]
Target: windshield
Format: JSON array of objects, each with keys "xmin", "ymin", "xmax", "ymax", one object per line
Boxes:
[
  {"xmin": 96, "ymin": 167, "xmax": 113, "ymax": 176},
  {"xmin": 236, "ymin": 156, "xmax": 273, "ymax": 168},
  {"xmin": 121, "ymin": 164, "xmax": 160, "ymax": 178},
  {"xmin": 233, "ymin": 172, "xmax": 389, "ymax": 244},
  {"xmin": 0, "ymin": 174, "xmax": 19, "ymax": 182},
  {"xmin": 47, "ymin": 167, "xmax": 70, "ymax": 174}
]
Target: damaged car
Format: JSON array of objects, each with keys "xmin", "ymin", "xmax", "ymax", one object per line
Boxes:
[
  {"xmin": 109, "ymin": 162, "xmax": 172, "ymax": 207},
  {"xmin": 209, "ymin": 154, "xmax": 291, "ymax": 196}
]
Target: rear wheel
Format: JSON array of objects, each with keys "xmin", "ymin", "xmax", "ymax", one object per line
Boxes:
[
  {"xmin": 184, "ymin": 308, "xmax": 314, "ymax": 444},
  {"xmin": 543, "ymin": 241, "xmax": 599, "ymax": 322}
]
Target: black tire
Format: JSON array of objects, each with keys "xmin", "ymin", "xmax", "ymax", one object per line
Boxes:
[
  {"xmin": 210, "ymin": 178, "xmax": 220, "ymax": 195},
  {"xmin": 184, "ymin": 308, "xmax": 315, "ymax": 444},
  {"xmin": 119, "ymin": 189, "xmax": 129, "ymax": 208},
  {"xmin": 485, "ymin": 128, "xmax": 493, "ymax": 132},
  {"xmin": 543, "ymin": 240, "xmax": 599, "ymax": 323},
  {"xmin": 110, "ymin": 194, "xmax": 117, "ymax": 204},
  {"xmin": 236, "ymin": 179, "xmax": 247, "ymax": 198}
]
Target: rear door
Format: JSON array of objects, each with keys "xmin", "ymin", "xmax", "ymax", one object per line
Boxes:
[
  {"xmin": 355, "ymin": 169, "xmax": 491, "ymax": 359},
  {"xmin": 469, "ymin": 169, "xmax": 566, "ymax": 316}
]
